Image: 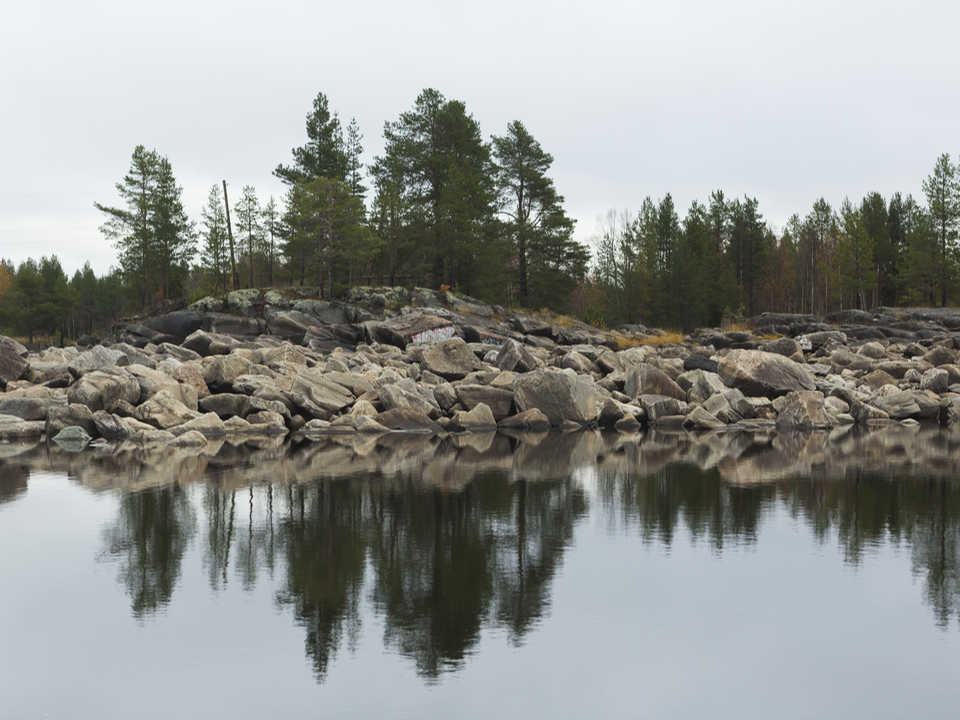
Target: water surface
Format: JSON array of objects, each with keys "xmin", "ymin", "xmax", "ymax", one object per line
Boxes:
[{"xmin": 2, "ymin": 426, "xmax": 959, "ymax": 719}]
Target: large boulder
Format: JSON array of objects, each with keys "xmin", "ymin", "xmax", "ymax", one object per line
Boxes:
[
  {"xmin": 775, "ymin": 390, "xmax": 830, "ymax": 428},
  {"xmin": 264, "ymin": 309, "xmax": 325, "ymax": 343},
  {"xmin": 372, "ymin": 313, "xmax": 460, "ymax": 348},
  {"xmin": 182, "ymin": 329, "xmax": 241, "ymax": 357},
  {"xmin": 379, "ymin": 381, "xmax": 442, "ymax": 420},
  {"xmin": 497, "ymin": 408, "xmax": 551, "ymax": 431},
  {"xmin": 496, "ymin": 339, "xmax": 537, "ymax": 373},
  {"xmin": 422, "ymin": 338, "xmax": 483, "ymax": 380},
  {"xmin": 67, "ymin": 345, "xmax": 127, "ymax": 379},
  {"xmin": 199, "ymin": 393, "xmax": 249, "ymax": 419},
  {"xmin": 170, "ymin": 364, "xmax": 210, "ymax": 399},
  {"xmin": 449, "ymin": 402, "xmax": 497, "ymax": 432},
  {"xmin": 293, "ymin": 300, "xmax": 357, "ymax": 325},
  {"xmin": 202, "ymin": 354, "xmax": 254, "ymax": 393},
  {"xmin": 797, "ymin": 330, "xmax": 847, "ymax": 351},
  {"xmin": 225, "ymin": 289, "xmax": 262, "ymax": 317},
  {"xmin": 301, "ymin": 324, "xmax": 366, "ymax": 353},
  {"xmin": 67, "ymin": 368, "xmax": 141, "ymax": 412},
  {"xmin": 0, "ymin": 414, "xmax": 45, "ymax": 440},
  {"xmin": 126, "ymin": 364, "xmax": 198, "ymax": 408},
  {"xmin": 375, "ymin": 407, "xmax": 441, "ymax": 433},
  {"xmin": 717, "ymin": 349, "xmax": 816, "ymax": 398},
  {"xmin": 0, "ymin": 395, "xmax": 67, "ymax": 421},
  {"xmin": 511, "ymin": 316, "xmax": 553, "ymax": 337},
  {"xmin": 512, "ymin": 371, "xmax": 598, "ymax": 426},
  {"xmin": 455, "ymin": 384, "xmax": 515, "ymax": 421},
  {"xmin": 203, "ymin": 313, "xmax": 262, "ymax": 338},
  {"xmin": 623, "ymin": 363, "xmax": 686, "ymax": 401},
  {"xmin": 46, "ymin": 404, "xmax": 98, "ymax": 438},
  {"xmin": 142, "ymin": 311, "xmax": 203, "ymax": 340},
  {"xmin": 871, "ymin": 391, "xmax": 922, "ymax": 420},
  {"xmin": 682, "ymin": 405, "xmax": 727, "ymax": 430},
  {"xmin": 920, "ymin": 368, "xmax": 949, "ymax": 394},
  {"xmin": 680, "ymin": 369, "xmax": 726, "ymax": 404},
  {"xmin": 132, "ymin": 390, "xmax": 202, "ymax": 430},
  {"xmin": 92, "ymin": 410, "xmax": 136, "ymax": 442},
  {"xmin": 289, "ymin": 369, "xmax": 355, "ymax": 420}
]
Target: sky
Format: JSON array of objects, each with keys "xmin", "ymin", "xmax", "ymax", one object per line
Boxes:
[{"xmin": 2, "ymin": 0, "xmax": 958, "ymax": 278}]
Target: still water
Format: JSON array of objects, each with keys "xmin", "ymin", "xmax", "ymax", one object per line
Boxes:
[{"xmin": 2, "ymin": 426, "xmax": 960, "ymax": 719}]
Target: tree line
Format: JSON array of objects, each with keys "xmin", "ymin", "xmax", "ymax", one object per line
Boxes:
[
  {"xmin": 2, "ymin": 88, "xmax": 959, "ymax": 340},
  {"xmin": 587, "ymin": 154, "xmax": 960, "ymax": 330}
]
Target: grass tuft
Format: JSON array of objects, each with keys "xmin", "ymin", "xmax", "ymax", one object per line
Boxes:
[{"xmin": 638, "ymin": 331, "xmax": 686, "ymax": 346}]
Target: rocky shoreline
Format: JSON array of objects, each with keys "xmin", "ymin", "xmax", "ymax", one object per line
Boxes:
[{"xmin": 3, "ymin": 286, "xmax": 960, "ymax": 452}]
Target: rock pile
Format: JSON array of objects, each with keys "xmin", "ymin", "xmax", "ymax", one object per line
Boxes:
[{"xmin": 4, "ymin": 287, "xmax": 960, "ymax": 449}]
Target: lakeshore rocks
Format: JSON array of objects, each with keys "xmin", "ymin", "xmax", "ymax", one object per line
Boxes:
[{"xmin": 8, "ymin": 293, "xmax": 960, "ymax": 451}]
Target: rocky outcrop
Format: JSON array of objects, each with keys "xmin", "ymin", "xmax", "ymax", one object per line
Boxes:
[{"xmin": 7, "ymin": 294, "xmax": 960, "ymax": 454}]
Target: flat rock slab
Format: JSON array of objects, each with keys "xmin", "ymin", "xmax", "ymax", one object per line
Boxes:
[{"xmin": 374, "ymin": 313, "xmax": 461, "ymax": 348}]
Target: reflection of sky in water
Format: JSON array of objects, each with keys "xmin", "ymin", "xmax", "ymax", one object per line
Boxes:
[{"xmin": 1, "ymin": 444, "xmax": 960, "ymax": 719}]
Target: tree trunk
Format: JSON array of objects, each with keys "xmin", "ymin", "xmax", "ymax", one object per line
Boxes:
[{"xmin": 223, "ymin": 181, "xmax": 238, "ymax": 290}]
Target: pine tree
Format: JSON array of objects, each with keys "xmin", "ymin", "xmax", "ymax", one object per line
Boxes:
[
  {"xmin": 263, "ymin": 196, "xmax": 279, "ymax": 286},
  {"xmin": 345, "ymin": 117, "xmax": 366, "ymax": 199},
  {"xmin": 234, "ymin": 186, "xmax": 265, "ymax": 288},
  {"xmin": 274, "ymin": 92, "xmax": 349, "ymax": 185},
  {"xmin": 493, "ymin": 120, "xmax": 585, "ymax": 309},
  {"xmin": 837, "ymin": 199, "xmax": 875, "ymax": 310},
  {"xmin": 199, "ymin": 184, "xmax": 230, "ymax": 296},
  {"xmin": 372, "ymin": 89, "xmax": 499, "ymax": 297},
  {"xmin": 95, "ymin": 146, "xmax": 195, "ymax": 308},
  {"xmin": 921, "ymin": 154, "xmax": 960, "ymax": 306}
]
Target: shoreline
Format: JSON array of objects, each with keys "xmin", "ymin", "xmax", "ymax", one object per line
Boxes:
[{"xmin": 2, "ymin": 286, "xmax": 960, "ymax": 455}]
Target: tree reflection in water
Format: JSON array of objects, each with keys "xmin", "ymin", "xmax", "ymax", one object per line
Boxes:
[
  {"xmin": 368, "ymin": 472, "xmax": 586, "ymax": 677},
  {"xmin": 76, "ymin": 428, "xmax": 960, "ymax": 679},
  {"xmin": 99, "ymin": 484, "xmax": 197, "ymax": 620}
]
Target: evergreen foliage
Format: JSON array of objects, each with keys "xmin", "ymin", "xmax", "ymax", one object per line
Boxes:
[
  {"xmin": 94, "ymin": 145, "xmax": 195, "ymax": 309},
  {"xmin": 18, "ymin": 97, "xmax": 957, "ymax": 339}
]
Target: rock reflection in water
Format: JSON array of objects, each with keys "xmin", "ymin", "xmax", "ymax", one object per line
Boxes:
[{"xmin": 3, "ymin": 424, "xmax": 960, "ymax": 681}]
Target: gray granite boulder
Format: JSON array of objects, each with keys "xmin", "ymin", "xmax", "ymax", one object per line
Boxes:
[
  {"xmin": 775, "ymin": 391, "xmax": 830, "ymax": 428},
  {"xmin": 67, "ymin": 345, "xmax": 128, "ymax": 379},
  {"xmin": 450, "ymin": 402, "xmax": 497, "ymax": 432},
  {"xmin": 512, "ymin": 371, "xmax": 598, "ymax": 426},
  {"xmin": 455, "ymin": 384, "xmax": 514, "ymax": 421},
  {"xmin": 46, "ymin": 404, "xmax": 98, "ymax": 438},
  {"xmin": 0, "ymin": 414, "xmax": 45, "ymax": 440},
  {"xmin": 623, "ymin": 363, "xmax": 686, "ymax": 401},
  {"xmin": 422, "ymin": 338, "xmax": 483, "ymax": 380},
  {"xmin": 717, "ymin": 349, "xmax": 816, "ymax": 398},
  {"xmin": 67, "ymin": 368, "xmax": 141, "ymax": 412},
  {"xmin": 289, "ymin": 369, "xmax": 355, "ymax": 420},
  {"xmin": 133, "ymin": 390, "xmax": 202, "ymax": 430}
]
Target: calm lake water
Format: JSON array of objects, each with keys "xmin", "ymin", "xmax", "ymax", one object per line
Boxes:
[{"xmin": 2, "ymin": 426, "xmax": 960, "ymax": 719}]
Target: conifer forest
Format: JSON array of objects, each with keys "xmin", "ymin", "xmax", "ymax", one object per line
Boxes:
[{"xmin": 2, "ymin": 89, "xmax": 959, "ymax": 341}]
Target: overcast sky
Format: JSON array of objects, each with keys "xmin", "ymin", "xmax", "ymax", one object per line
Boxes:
[{"xmin": 2, "ymin": 0, "xmax": 957, "ymax": 277}]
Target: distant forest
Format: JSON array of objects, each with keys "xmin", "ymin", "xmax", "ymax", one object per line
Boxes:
[{"xmin": 2, "ymin": 88, "xmax": 959, "ymax": 341}]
